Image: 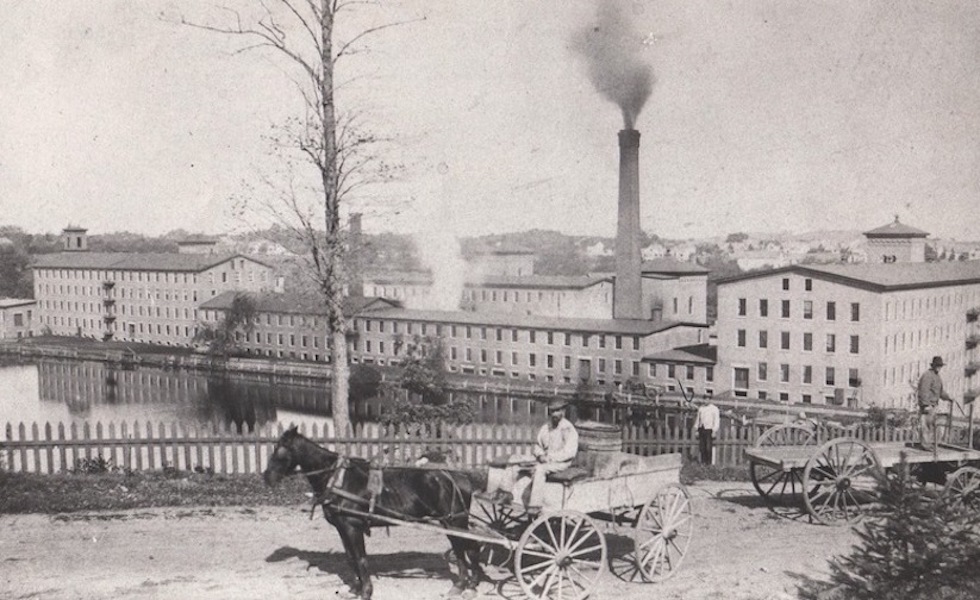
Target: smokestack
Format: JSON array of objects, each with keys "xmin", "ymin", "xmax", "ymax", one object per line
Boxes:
[{"xmin": 614, "ymin": 129, "xmax": 643, "ymax": 320}]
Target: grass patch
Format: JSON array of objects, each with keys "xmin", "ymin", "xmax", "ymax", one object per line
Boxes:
[
  {"xmin": 680, "ymin": 458, "xmax": 750, "ymax": 484},
  {"xmin": 0, "ymin": 469, "xmax": 310, "ymax": 514}
]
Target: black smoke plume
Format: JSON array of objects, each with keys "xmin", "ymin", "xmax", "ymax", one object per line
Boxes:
[{"xmin": 572, "ymin": 0, "xmax": 654, "ymax": 129}]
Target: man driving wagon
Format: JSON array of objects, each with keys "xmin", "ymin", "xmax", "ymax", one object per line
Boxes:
[{"xmin": 485, "ymin": 398, "xmax": 579, "ymax": 514}]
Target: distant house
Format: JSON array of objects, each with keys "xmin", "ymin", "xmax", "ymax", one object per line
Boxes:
[
  {"xmin": 666, "ymin": 243, "xmax": 696, "ymax": 262},
  {"xmin": 0, "ymin": 298, "xmax": 35, "ymax": 340},
  {"xmin": 641, "ymin": 243, "xmax": 667, "ymax": 260},
  {"xmin": 735, "ymin": 251, "xmax": 790, "ymax": 272},
  {"xmin": 585, "ymin": 241, "xmax": 613, "ymax": 258}
]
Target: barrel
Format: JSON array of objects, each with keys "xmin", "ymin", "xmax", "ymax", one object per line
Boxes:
[{"xmin": 576, "ymin": 421, "xmax": 622, "ymax": 453}]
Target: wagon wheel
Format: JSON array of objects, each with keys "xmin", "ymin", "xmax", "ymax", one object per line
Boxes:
[
  {"xmin": 802, "ymin": 438, "xmax": 882, "ymax": 526},
  {"xmin": 750, "ymin": 424, "xmax": 816, "ymax": 506},
  {"xmin": 471, "ymin": 498, "xmax": 527, "ymax": 539},
  {"xmin": 943, "ymin": 466, "xmax": 980, "ymax": 508},
  {"xmin": 514, "ymin": 510, "xmax": 607, "ymax": 600},
  {"xmin": 632, "ymin": 484, "xmax": 694, "ymax": 582}
]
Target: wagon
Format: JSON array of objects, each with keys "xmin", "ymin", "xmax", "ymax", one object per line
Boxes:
[
  {"xmin": 744, "ymin": 423, "xmax": 980, "ymax": 525},
  {"xmin": 459, "ymin": 448, "xmax": 692, "ymax": 600}
]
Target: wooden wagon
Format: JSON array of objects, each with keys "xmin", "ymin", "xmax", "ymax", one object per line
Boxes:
[
  {"xmin": 459, "ymin": 449, "xmax": 692, "ymax": 600},
  {"xmin": 745, "ymin": 423, "xmax": 980, "ymax": 525}
]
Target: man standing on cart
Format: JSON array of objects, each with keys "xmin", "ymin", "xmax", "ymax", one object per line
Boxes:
[
  {"xmin": 488, "ymin": 398, "xmax": 579, "ymax": 513},
  {"xmin": 917, "ymin": 356, "xmax": 953, "ymax": 450}
]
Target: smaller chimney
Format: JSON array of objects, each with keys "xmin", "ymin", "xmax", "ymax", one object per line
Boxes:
[{"xmin": 62, "ymin": 226, "xmax": 88, "ymax": 252}]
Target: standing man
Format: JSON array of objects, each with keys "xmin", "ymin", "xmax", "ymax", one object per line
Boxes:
[
  {"xmin": 694, "ymin": 398, "xmax": 720, "ymax": 465},
  {"xmin": 917, "ymin": 356, "xmax": 953, "ymax": 450}
]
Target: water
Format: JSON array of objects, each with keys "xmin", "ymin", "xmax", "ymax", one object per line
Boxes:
[{"xmin": 0, "ymin": 358, "xmax": 550, "ymax": 432}]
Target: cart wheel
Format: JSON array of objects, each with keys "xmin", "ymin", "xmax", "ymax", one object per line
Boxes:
[
  {"xmin": 515, "ymin": 510, "xmax": 606, "ymax": 600},
  {"xmin": 944, "ymin": 466, "xmax": 980, "ymax": 508},
  {"xmin": 633, "ymin": 484, "xmax": 693, "ymax": 582},
  {"xmin": 803, "ymin": 438, "xmax": 882, "ymax": 526},
  {"xmin": 471, "ymin": 498, "xmax": 527, "ymax": 540},
  {"xmin": 750, "ymin": 424, "xmax": 816, "ymax": 506}
]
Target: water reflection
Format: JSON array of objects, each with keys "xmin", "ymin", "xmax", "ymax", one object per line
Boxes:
[{"xmin": 1, "ymin": 359, "xmax": 554, "ymax": 430}]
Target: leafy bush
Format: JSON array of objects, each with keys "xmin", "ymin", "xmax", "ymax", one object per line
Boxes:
[
  {"xmin": 71, "ymin": 454, "xmax": 116, "ymax": 474},
  {"xmin": 825, "ymin": 458, "xmax": 980, "ymax": 600}
]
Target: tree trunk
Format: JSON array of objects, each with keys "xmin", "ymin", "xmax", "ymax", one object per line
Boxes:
[{"xmin": 331, "ymin": 330, "xmax": 350, "ymax": 436}]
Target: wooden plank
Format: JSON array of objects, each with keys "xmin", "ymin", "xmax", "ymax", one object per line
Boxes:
[
  {"xmin": 121, "ymin": 421, "xmax": 132, "ymax": 472},
  {"xmin": 31, "ymin": 422, "xmax": 40, "ymax": 473},
  {"xmin": 45, "ymin": 423, "xmax": 54, "ymax": 474}
]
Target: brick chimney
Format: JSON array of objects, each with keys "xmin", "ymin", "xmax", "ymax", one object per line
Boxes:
[{"xmin": 614, "ymin": 130, "xmax": 643, "ymax": 319}]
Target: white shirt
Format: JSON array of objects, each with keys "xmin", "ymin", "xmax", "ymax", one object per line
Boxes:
[
  {"xmin": 533, "ymin": 418, "xmax": 579, "ymax": 464},
  {"xmin": 695, "ymin": 403, "xmax": 721, "ymax": 431}
]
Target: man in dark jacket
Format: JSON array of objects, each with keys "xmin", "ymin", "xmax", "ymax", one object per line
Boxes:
[{"xmin": 917, "ymin": 356, "xmax": 953, "ymax": 450}]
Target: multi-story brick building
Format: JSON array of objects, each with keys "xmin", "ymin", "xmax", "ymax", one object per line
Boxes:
[
  {"xmin": 33, "ymin": 228, "xmax": 274, "ymax": 345},
  {"xmin": 0, "ymin": 298, "xmax": 36, "ymax": 340},
  {"xmin": 200, "ymin": 291, "xmax": 710, "ymax": 389},
  {"xmin": 198, "ymin": 292, "xmax": 397, "ymax": 361},
  {"xmin": 716, "ymin": 261, "xmax": 980, "ymax": 411}
]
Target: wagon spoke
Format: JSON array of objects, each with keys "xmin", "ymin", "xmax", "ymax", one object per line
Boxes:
[
  {"xmin": 568, "ymin": 543, "xmax": 604, "ymax": 559},
  {"xmin": 528, "ymin": 562, "xmax": 557, "ymax": 589},
  {"xmin": 565, "ymin": 526, "xmax": 597, "ymax": 554},
  {"xmin": 530, "ymin": 533, "xmax": 558, "ymax": 555},
  {"xmin": 521, "ymin": 557, "xmax": 555, "ymax": 574},
  {"xmin": 521, "ymin": 548, "xmax": 558, "ymax": 560},
  {"xmin": 563, "ymin": 516, "xmax": 584, "ymax": 551},
  {"xmin": 545, "ymin": 520, "xmax": 561, "ymax": 552}
]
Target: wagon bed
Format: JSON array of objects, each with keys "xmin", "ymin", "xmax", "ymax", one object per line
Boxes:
[
  {"xmin": 746, "ymin": 441, "xmax": 980, "ymax": 471},
  {"xmin": 745, "ymin": 423, "xmax": 980, "ymax": 526}
]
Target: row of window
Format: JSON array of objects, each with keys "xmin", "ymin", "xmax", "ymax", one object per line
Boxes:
[
  {"xmin": 733, "ymin": 362, "xmax": 861, "ymax": 390},
  {"xmin": 356, "ymin": 318, "xmax": 644, "ymax": 351},
  {"xmin": 736, "ymin": 329, "xmax": 859, "ymax": 353},
  {"xmin": 737, "ymin": 298, "xmax": 860, "ymax": 322},
  {"xmin": 36, "ymin": 264, "xmax": 267, "ymax": 284}
]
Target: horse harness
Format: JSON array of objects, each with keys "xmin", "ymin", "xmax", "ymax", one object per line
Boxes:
[{"xmin": 306, "ymin": 455, "xmax": 470, "ymax": 527}]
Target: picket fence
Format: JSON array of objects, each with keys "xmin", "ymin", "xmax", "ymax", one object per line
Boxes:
[{"xmin": 1, "ymin": 419, "xmax": 934, "ymax": 475}]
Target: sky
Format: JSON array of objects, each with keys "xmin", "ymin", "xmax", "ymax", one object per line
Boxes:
[{"xmin": 1, "ymin": 0, "xmax": 979, "ymax": 241}]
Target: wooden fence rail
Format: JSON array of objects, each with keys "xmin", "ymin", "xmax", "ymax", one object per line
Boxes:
[{"xmin": 1, "ymin": 419, "xmax": 962, "ymax": 475}]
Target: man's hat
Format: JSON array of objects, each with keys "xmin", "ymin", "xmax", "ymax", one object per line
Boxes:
[
  {"xmin": 931, "ymin": 356, "xmax": 945, "ymax": 368},
  {"xmin": 547, "ymin": 398, "xmax": 568, "ymax": 412}
]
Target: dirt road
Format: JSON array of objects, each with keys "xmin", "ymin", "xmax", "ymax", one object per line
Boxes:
[{"xmin": 1, "ymin": 481, "xmax": 855, "ymax": 600}]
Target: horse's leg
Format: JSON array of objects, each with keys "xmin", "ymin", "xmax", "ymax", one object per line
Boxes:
[
  {"xmin": 447, "ymin": 535, "xmax": 484, "ymax": 597},
  {"xmin": 334, "ymin": 520, "xmax": 363, "ymax": 597},
  {"xmin": 350, "ymin": 526, "xmax": 372, "ymax": 600}
]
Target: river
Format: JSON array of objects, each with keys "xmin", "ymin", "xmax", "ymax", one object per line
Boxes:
[{"xmin": 0, "ymin": 358, "xmax": 554, "ymax": 432}]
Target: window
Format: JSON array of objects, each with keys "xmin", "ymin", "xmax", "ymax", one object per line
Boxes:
[
  {"xmin": 781, "ymin": 300, "xmax": 790, "ymax": 318},
  {"xmin": 803, "ymin": 300, "xmax": 813, "ymax": 319},
  {"xmin": 563, "ymin": 356, "xmax": 571, "ymax": 369},
  {"xmin": 738, "ymin": 298, "xmax": 747, "ymax": 316},
  {"xmin": 737, "ymin": 329, "xmax": 746, "ymax": 347},
  {"xmin": 546, "ymin": 354, "xmax": 555, "ymax": 368},
  {"xmin": 850, "ymin": 335, "xmax": 859, "ymax": 354},
  {"xmin": 803, "ymin": 365, "xmax": 812, "ymax": 384},
  {"xmin": 780, "ymin": 363, "xmax": 790, "ymax": 383},
  {"xmin": 759, "ymin": 299, "xmax": 768, "ymax": 317},
  {"xmin": 804, "ymin": 278, "xmax": 812, "ymax": 291},
  {"xmin": 734, "ymin": 367, "xmax": 750, "ymax": 391},
  {"xmin": 614, "ymin": 360, "xmax": 622, "ymax": 375},
  {"xmin": 826, "ymin": 334, "xmax": 836, "ymax": 353},
  {"xmin": 615, "ymin": 335, "xmax": 623, "ymax": 350},
  {"xmin": 529, "ymin": 353, "xmax": 537, "ymax": 367},
  {"xmin": 782, "ymin": 278, "xmax": 790, "ymax": 291},
  {"xmin": 758, "ymin": 362, "xmax": 768, "ymax": 381},
  {"xmin": 759, "ymin": 330, "xmax": 768, "ymax": 348},
  {"xmin": 803, "ymin": 332, "xmax": 813, "ymax": 351},
  {"xmin": 781, "ymin": 331, "xmax": 790, "ymax": 350},
  {"xmin": 826, "ymin": 301, "xmax": 836, "ymax": 321},
  {"xmin": 826, "ymin": 367, "xmax": 836, "ymax": 386},
  {"xmin": 849, "ymin": 368, "xmax": 861, "ymax": 388},
  {"xmin": 598, "ymin": 358, "xmax": 606, "ymax": 373},
  {"xmin": 528, "ymin": 330, "xmax": 535, "ymax": 343},
  {"xmin": 706, "ymin": 367, "xmax": 714, "ymax": 382},
  {"xmin": 851, "ymin": 302, "xmax": 860, "ymax": 322},
  {"xmin": 686, "ymin": 365, "xmax": 694, "ymax": 380}
]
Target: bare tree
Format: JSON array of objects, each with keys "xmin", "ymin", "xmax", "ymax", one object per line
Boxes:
[{"xmin": 181, "ymin": 1, "xmax": 407, "ymax": 435}]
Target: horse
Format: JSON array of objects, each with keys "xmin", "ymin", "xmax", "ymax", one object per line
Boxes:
[{"xmin": 263, "ymin": 426, "xmax": 486, "ymax": 599}]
